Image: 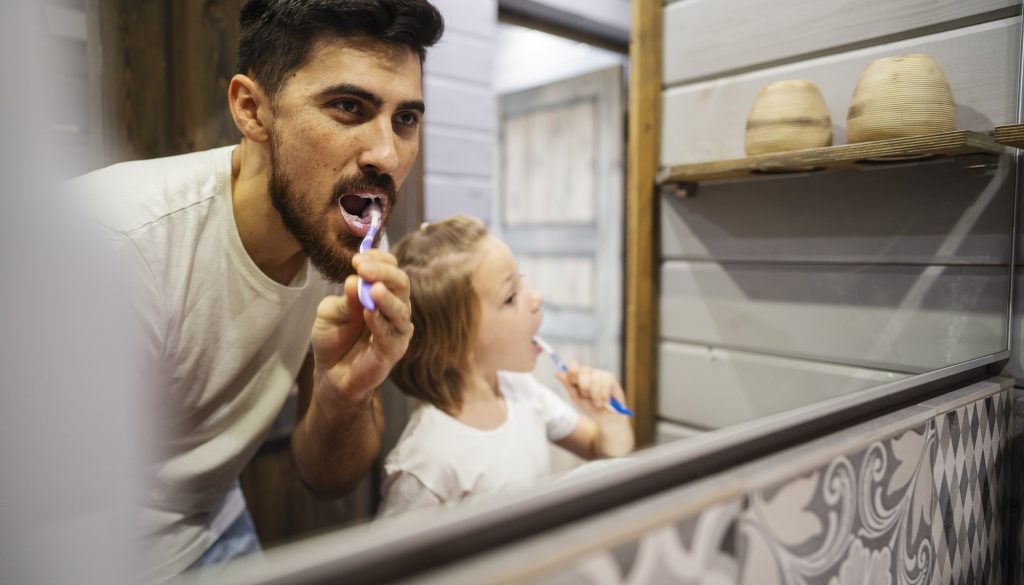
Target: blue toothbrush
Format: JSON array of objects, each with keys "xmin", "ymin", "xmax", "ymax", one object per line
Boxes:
[{"xmin": 532, "ymin": 336, "xmax": 633, "ymax": 416}]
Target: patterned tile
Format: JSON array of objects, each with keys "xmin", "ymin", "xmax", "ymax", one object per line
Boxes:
[
  {"xmin": 738, "ymin": 422, "xmax": 937, "ymax": 585},
  {"xmin": 930, "ymin": 391, "xmax": 1009, "ymax": 585},
  {"xmin": 521, "ymin": 389, "xmax": 1012, "ymax": 585},
  {"xmin": 524, "ymin": 499, "xmax": 741, "ymax": 585},
  {"xmin": 1006, "ymin": 389, "xmax": 1023, "ymax": 585}
]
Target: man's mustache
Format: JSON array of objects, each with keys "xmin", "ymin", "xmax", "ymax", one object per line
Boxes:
[{"xmin": 332, "ymin": 172, "xmax": 397, "ymax": 201}]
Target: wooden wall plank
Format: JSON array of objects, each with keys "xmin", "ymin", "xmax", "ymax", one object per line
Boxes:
[
  {"xmin": 97, "ymin": 0, "xmax": 173, "ymax": 163},
  {"xmin": 626, "ymin": 0, "xmax": 662, "ymax": 446},
  {"xmin": 661, "ymin": 18, "xmax": 1021, "ymax": 165},
  {"xmin": 658, "ymin": 341, "xmax": 906, "ymax": 429},
  {"xmin": 661, "ymin": 155, "xmax": 1015, "ymax": 264},
  {"xmin": 430, "ymin": 0, "xmax": 497, "ymax": 39},
  {"xmin": 424, "ymin": 127, "xmax": 494, "ymax": 178},
  {"xmin": 169, "ymin": 0, "xmax": 242, "ymax": 153},
  {"xmin": 660, "ymin": 262, "xmax": 1009, "ymax": 371},
  {"xmin": 425, "ymin": 78, "xmax": 497, "ymax": 131},
  {"xmin": 425, "ymin": 32, "xmax": 494, "ymax": 84},
  {"xmin": 664, "ymin": 0, "xmax": 1018, "ymax": 85},
  {"xmin": 424, "ymin": 176, "xmax": 493, "ymax": 222}
]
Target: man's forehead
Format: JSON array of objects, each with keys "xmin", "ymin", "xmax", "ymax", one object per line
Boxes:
[
  {"xmin": 306, "ymin": 35, "xmax": 420, "ymax": 76},
  {"xmin": 278, "ymin": 36, "xmax": 422, "ymax": 103}
]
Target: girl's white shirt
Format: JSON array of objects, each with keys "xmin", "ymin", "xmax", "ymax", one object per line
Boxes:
[{"xmin": 379, "ymin": 371, "xmax": 579, "ymax": 516}]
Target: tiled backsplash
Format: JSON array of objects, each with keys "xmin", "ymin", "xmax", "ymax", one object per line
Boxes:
[{"xmin": 521, "ymin": 378, "xmax": 1016, "ymax": 585}]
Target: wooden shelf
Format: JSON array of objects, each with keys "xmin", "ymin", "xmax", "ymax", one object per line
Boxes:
[
  {"xmin": 994, "ymin": 124, "xmax": 1024, "ymax": 149},
  {"xmin": 657, "ymin": 130, "xmax": 1004, "ymax": 190}
]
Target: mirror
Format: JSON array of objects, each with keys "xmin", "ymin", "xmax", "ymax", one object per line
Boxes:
[{"xmin": 41, "ymin": 0, "xmax": 1020, "ymax": 581}]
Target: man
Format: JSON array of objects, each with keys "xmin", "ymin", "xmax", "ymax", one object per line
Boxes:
[{"xmin": 69, "ymin": 0, "xmax": 444, "ymax": 581}]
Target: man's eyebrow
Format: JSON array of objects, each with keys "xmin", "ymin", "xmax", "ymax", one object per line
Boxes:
[
  {"xmin": 316, "ymin": 83, "xmax": 425, "ymax": 114},
  {"xmin": 316, "ymin": 84, "xmax": 382, "ymax": 108},
  {"xmin": 398, "ymin": 100, "xmax": 425, "ymax": 114}
]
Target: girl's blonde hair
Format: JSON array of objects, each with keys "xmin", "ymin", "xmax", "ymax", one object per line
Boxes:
[{"xmin": 391, "ymin": 214, "xmax": 489, "ymax": 413}]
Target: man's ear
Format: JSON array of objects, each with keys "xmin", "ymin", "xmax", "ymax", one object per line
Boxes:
[{"xmin": 228, "ymin": 74, "xmax": 271, "ymax": 143}]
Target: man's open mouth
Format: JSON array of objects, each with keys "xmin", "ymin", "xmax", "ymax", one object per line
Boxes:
[{"xmin": 338, "ymin": 193, "xmax": 387, "ymax": 236}]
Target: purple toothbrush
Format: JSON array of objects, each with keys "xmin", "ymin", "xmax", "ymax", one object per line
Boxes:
[{"xmin": 356, "ymin": 201, "xmax": 382, "ymax": 311}]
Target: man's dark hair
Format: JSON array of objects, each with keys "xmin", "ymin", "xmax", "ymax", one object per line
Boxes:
[{"xmin": 238, "ymin": 0, "xmax": 444, "ymax": 99}]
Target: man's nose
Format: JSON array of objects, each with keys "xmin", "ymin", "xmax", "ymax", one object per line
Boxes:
[{"xmin": 357, "ymin": 118, "xmax": 400, "ymax": 175}]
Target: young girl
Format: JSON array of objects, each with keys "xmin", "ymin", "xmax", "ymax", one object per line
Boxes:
[{"xmin": 379, "ymin": 215, "xmax": 634, "ymax": 516}]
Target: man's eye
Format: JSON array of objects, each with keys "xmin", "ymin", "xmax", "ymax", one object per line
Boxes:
[
  {"xmin": 396, "ymin": 112, "xmax": 420, "ymax": 127},
  {"xmin": 505, "ymin": 292, "xmax": 517, "ymax": 305},
  {"xmin": 334, "ymin": 100, "xmax": 359, "ymax": 114}
]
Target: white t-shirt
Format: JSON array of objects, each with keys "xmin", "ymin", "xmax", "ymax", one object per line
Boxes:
[
  {"xmin": 69, "ymin": 146, "xmax": 335, "ymax": 581},
  {"xmin": 379, "ymin": 372, "xmax": 580, "ymax": 517}
]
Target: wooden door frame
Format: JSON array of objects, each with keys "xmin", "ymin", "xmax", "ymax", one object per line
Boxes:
[{"xmin": 625, "ymin": 0, "xmax": 661, "ymax": 447}]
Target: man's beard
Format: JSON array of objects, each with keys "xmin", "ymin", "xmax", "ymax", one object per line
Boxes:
[{"xmin": 267, "ymin": 141, "xmax": 398, "ymax": 284}]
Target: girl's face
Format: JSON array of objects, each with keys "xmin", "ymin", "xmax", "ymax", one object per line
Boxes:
[{"xmin": 472, "ymin": 235, "xmax": 544, "ymax": 374}]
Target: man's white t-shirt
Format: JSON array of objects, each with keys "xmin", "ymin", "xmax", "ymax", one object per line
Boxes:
[
  {"xmin": 69, "ymin": 146, "xmax": 335, "ymax": 581},
  {"xmin": 379, "ymin": 372, "xmax": 580, "ymax": 516}
]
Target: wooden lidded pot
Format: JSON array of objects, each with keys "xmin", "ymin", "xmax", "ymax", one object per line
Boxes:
[{"xmin": 846, "ymin": 54, "xmax": 955, "ymax": 143}]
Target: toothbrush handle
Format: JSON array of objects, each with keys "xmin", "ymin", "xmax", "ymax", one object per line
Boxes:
[
  {"xmin": 357, "ymin": 224, "xmax": 379, "ymax": 311},
  {"xmin": 607, "ymin": 398, "xmax": 634, "ymax": 417},
  {"xmin": 559, "ymin": 356, "xmax": 633, "ymax": 416},
  {"xmin": 536, "ymin": 336, "xmax": 632, "ymax": 416}
]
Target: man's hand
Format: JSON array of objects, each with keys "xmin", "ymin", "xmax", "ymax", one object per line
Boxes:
[
  {"xmin": 293, "ymin": 249, "xmax": 413, "ymax": 498},
  {"xmin": 310, "ymin": 249, "xmax": 413, "ymax": 408}
]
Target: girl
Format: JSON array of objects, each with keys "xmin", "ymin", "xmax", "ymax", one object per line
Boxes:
[{"xmin": 379, "ymin": 215, "xmax": 634, "ymax": 516}]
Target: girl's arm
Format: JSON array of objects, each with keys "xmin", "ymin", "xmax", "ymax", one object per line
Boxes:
[{"xmin": 554, "ymin": 364, "xmax": 635, "ymax": 459}]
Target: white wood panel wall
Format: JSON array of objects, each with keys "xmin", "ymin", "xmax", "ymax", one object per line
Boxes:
[
  {"xmin": 662, "ymin": 18, "xmax": 1021, "ymax": 164},
  {"xmin": 657, "ymin": 1, "xmax": 1019, "ymax": 430},
  {"xmin": 661, "ymin": 156, "xmax": 1016, "ymax": 265},
  {"xmin": 46, "ymin": 0, "xmax": 92, "ymax": 178},
  {"xmin": 660, "ymin": 262, "xmax": 1009, "ymax": 372},
  {"xmin": 663, "ymin": 0, "xmax": 1018, "ymax": 85},
  {"xmin": 423, "ymin": 0, "xmax": 498, "ymax": 222},
  {"xmin": 658, "ymin": 342, "xmax": 906, "ymax": 429}
]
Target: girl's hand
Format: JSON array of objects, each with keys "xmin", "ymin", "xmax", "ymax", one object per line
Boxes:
[
  {"xmin": 556, "ymin": 362, "xmax": 626, "ymax": 415},
  {"xmin": 553, "ymin": 362, "xmax": 635, "ymax": 459}
]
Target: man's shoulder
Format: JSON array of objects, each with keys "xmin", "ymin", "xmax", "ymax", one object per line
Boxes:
[{"xmin": 67, "ymin": 146, "xmax": 234, "ymax": 234}]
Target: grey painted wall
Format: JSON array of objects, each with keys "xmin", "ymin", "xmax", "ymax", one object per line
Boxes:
[{"xmin": 657, "ymin": 0, "xmax": 1021, "ymax": 434}]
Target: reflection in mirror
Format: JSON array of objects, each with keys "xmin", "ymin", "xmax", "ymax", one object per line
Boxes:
[
  {"xmin": 47, "ymin": 0, "xmax": 1021, "ymax": 582},
  {"xmin": 657, "ymin": 156, "xmax": 1013, "ymax": 432},
  {"xmin": 63, "ymin": 0, "xmax": 638, "ymax": 581}
]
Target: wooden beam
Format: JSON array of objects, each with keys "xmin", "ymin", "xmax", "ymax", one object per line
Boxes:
[
  {"xmin": 625, "ymin": 0, "xmax": 661, "ymax": 447},
  {"xmin": 168, "ymin": 0, "xmax": 243, "ymax": 154}
]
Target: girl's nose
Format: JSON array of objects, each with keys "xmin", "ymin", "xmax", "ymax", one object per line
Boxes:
[{"xmin": 530, "ymin": 289, "xmax": 543, "ymax": 312}]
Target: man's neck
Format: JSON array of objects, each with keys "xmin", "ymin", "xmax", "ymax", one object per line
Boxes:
[{"xmin": 230, "ymin": 140, "xmax": 306, "ymax": 285}]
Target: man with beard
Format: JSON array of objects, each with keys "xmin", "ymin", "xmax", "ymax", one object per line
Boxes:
[{"xmin": 68, "ymin": 1, "xmax": 444, "ymax": 581}]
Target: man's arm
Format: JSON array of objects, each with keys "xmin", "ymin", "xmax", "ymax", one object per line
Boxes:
[
  {"xmin": 291, "ymin": 353, "xmax": 383, "ymax": 499},
  {"xmin": 290, "ymin": 250, "xmax": 412, "ymax": 499}
]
